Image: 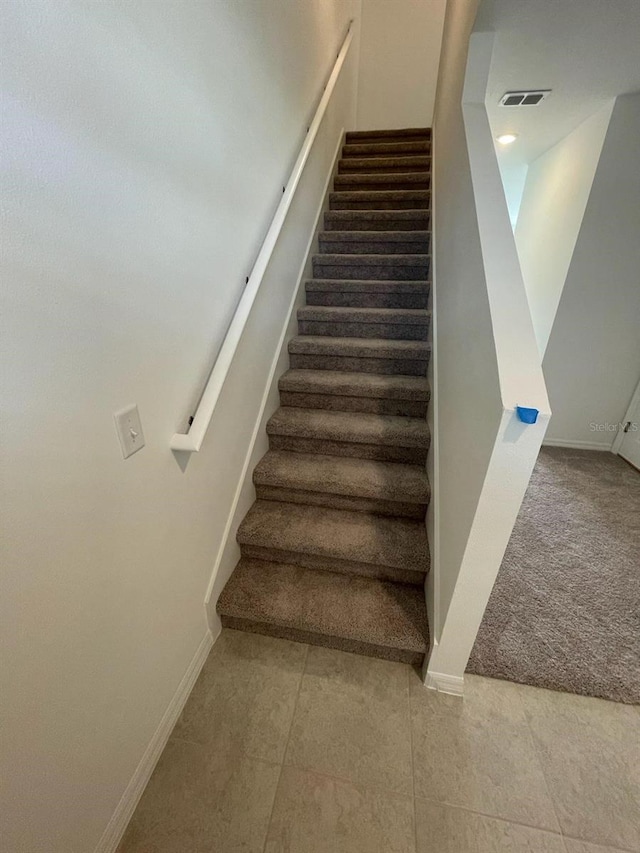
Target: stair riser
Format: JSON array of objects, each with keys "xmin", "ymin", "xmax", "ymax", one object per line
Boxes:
[
  {"xmin": 330, "ymin": 195, "xmax": 429, "ymax": 211},
  {"xmin": 324, "ymin": 212, "xmax": 430, "ymax": 231},
  {"xmin": 346, "ymin": 128, "xmax": 430, "ymax": 142},
  {"xmin": 279, "ymin": 391, "xmax": 429, "ymax": 418},
  {"xmin": 254, "ymin": 485, "xmax": 428, "ymax": 519},
  {"xmin": 219, "ymin": 615, "xmax": 424, "ymax": 666},
  {"xmin": 318, "ymin": 236, "xmax": 430, "ymax": 255},
  {"xmin": 334, "ymin": 175, "xmax": 430, "ymax": 192},
  {"xmin": 239, "ymin": 544, "xmax": 425, "ymax": 586},
  {"xmin": 297, "ymin": 320, "xmax": 429, "ymax": 340},
  {"xmin": 342, "ymin": 142, "xmax": 430, "ymax": 157},
  {"xmin": 305, "ymin": 291, "xmax": 428, "ymax": 309},
  {"xmin": 289, "ymin": 354, "xmax": 429, "ymax": 375},
  {"xmin": 289, "ymin": 338, "xmax": 429, "ymax": 358},
  {"xmin": 338, "ymin": 157, "xmax": 430, "ymax": 174},
  {"xmin": 308, "ymin": 279, "xmax": 430, "ymax": 292},
  {"xmin": 313, "ymin": 258, "xmax": 430, "ymax": 280},
  {"xmin": 268, "ymin": 434, "xmax": 428, "ymax": 465}
]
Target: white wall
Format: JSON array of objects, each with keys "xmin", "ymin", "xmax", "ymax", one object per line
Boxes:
[
  {"xmin": 543, "ymin": 93, "xmax": 640, "ymax": 449},
  {"xmin": 425, "ymin": 12, "xmax": 550, "ymax": 691},
  {"xmin": 0, "ymin": 2, "xmax": 360, "ymax": 851},
  {"xmin": 515, "ymin": 102, "xmax": 614, "ymax": 354},
  {"xmin": 204, "ymin": 121, "xmax": 350, "ymax": 626},
  {"xmin": 498, "ymin": 161, "xmax": 528, "ymax": 229},
  {"xmin": 426, "ymin": 0, "xmax": 498, "ymax": 642},
  {"xmin": 356, "ymin": 0, "xmax": 446, "ymax": 129}
]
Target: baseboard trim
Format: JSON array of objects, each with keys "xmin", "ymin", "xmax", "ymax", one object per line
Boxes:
[
  {"xmin": 203, "ymin": 128, "xmax": 345, "ymax": 615},
  {"xmin": 94, "ymin": 627, "xmax": 218, "ymax": 853},
  {"xmin": 543, "ymin": 438, "xmax": 613, "ymax": 451},
  {"xmin": 424, "ymin": 669, "xmax": 464, "ymax": 696}
]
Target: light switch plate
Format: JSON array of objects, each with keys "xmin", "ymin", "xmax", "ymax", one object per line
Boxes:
[{"xmin": 114, "ymin": 404, "xmax": 145, "ymax": 459}]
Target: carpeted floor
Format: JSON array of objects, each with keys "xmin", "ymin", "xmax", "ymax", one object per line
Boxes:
[{"xmin": 467, "ymin": 447, "xmax": 640, "ymax": 704}]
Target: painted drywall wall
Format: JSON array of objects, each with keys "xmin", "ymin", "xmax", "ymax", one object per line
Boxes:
[
  {"xmin": 356, "ymin": 0, "xmax": 446, "ymax": 129},
  {"xmin": 427, "ymin": 0, "xmax": 500, "ymax": 641},
  {"xmin": 426, "ymin": 16, "xmax": 550, "ymax": 689},
  {"xmin": 543, "ymin": 93, "xmax": 640, "ymax": 449},
  {"xmin": 204, "ymin": 126, "xmax": 351, "ymax": 625},
  {"xmin": 0, "ymin": 2, "xmax": 360, "ymax": 851},
  {"xmin": 498, "ymin": 160, "xmax": 528, "ymax": 229},
  {"xmin": 515, "ymin": 102, "xmax": 614, "ymax": 355}
]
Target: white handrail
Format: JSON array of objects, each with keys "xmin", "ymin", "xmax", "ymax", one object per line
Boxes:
[{"xmin": 171, "ymin": 22, "xmax": 354, "ymax": 453}]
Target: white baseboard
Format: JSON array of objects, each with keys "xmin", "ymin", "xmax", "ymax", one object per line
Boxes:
[
  {"xmin": 424, "ymin": 669, "xmax": 465, "ymax": 696},
  {"xmin": 203, "ymin": 128, "xmax": 346, "ymax": 618},
  {"xmin": 543, "ymin": 438, "xmax": 613, "ymax": 451},
  {"xmin": 94, "ymin": 626, "xmax": 218, "ymax": 853}
]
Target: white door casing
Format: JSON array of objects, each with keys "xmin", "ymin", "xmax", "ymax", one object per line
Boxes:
[{"xmin": 614, "ymin": 378, "xmax": 640, "ymax": 469}]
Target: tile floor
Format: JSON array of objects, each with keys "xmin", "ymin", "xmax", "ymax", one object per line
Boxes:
[{"xmin": 118, "ymin": 630, "xmax": 640, "ymax": 853}]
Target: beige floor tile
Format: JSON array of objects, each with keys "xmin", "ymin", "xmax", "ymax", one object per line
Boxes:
[
  {"xmin": 284, "ymin": 645, "xmax": 413, "ymax": 794},
  {"xmin": 171, "ymin": 628, "xmax": 308, "ymax": 763},
  {"xmin": 414, "ymin": 799, "xmax": 566, "ymax": 852},
  {"xmin": 265, "ymin": 766, "xmax": 416, "ymax": 853},
  {"xmin": 563, "ymin": 840, "xmax": 629, "ymax": 853},
  {"xmin": 410, "ymin": 674, "xmax": 559, "ymax": 831},
  {"xmin": 519, "ymin": 682, "xmax": 640, "ymax": 739},
  {"xmin": 117, "ymin": 738, "xmax": 280, "ymax": 853},
  {"xmin": 520, "ymin": 685, "xmax": 640, "ymax": 851}
]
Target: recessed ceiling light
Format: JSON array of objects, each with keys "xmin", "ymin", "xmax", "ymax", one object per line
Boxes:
[{"xmin": 497, "ymin": 133, "xmax": 518, "ymax": 145}]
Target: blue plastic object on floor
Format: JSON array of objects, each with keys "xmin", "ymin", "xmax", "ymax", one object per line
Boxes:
[{"xmin": 516, "ymin": 406, "xmax": 539, "ymax": 424}]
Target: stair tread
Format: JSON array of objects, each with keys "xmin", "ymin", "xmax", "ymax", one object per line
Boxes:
[
  {"xmin": 254, "ymin": 450, "xmax": 430, "ymax": 503},
  {"xmin": 342, "ymin": 141, "xmax": 430, "ymax": 156},
  {"xmin": 330, "ymin": 190, "xmax": 430, "ymax": 201},
  {"xmin": 325, "ymin": 208, "xmax": 429, "ymax": 219},
  {"xmin": 340, "ymin": 155, "xmax": 430, "ymax": 165},
  {"xmin": 326, "ymin": 215, "xmax": 430, "ymax": 234},
  {"xmin": 334, "ymin": 173, "xmax": 430, "ymax": 187},
  {"xmin": 218, "ymin": 558, "xmax": 429, "ymax": 656},
  {"xmin": 289, "ymin": 335, "xmax": 430, "ymax": 358},
  {"xmin": 306, "ymin": 278, "xmax": 429, "ymax": 292},
  {"xmin": 314, "ymin": 253, "xmax": 431, "ymax": 263},
  {"xmin": 318, "ymin": 233, "xmax": 430, "ymax": 257},
  {"xmin": 238, "ymin": 501, "xmax": 429, "ymax": 573},
  {"xmin": 339, "ymin": 155, "xmax": 430, "ymax": 171},
  {"xmin": 330, "ymin": 191, "xmax": 430, "ymax": 212},
  {"xmin": 279, "ymin": 369, "xmax": 430, "ymax": 400},
  {"xmin": 346, "ymin": 127, "xmax": 431, "ymax": 141},
  {"xmin": 313, "ymin": 254, "xmax": 430, "ymax": 283},
  {"xmin": 267, "ymin": 406, "xmax": 429, "ymax": 448},
  {"xmin": 319, "ymin": 230, "xmax": 430, "ymax": 241},
  {"xmin": 298, "ymin": 305, "xmax": 430, "ymax": 324}
]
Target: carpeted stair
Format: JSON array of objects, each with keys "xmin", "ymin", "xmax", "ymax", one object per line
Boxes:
[{"xmin": 217, "ymin": 127, "xmax": 432, "ymax": 665}]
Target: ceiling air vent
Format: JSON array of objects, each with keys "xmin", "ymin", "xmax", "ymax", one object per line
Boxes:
[{"xmin": 499, "ymin": 90, "xmax": 550, "ymax": 107}]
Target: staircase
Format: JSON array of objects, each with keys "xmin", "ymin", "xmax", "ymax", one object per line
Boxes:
[{"xmin": 217, "ymin": 127, "xmax": 432, "ymax": 666}]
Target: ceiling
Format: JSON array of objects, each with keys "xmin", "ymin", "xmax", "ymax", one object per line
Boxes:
[{"xmin": 475, "ymin": 0, "xmax": 640, "ymax": 167}]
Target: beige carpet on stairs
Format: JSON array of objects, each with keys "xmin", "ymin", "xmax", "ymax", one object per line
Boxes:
[
  {"xmin": 217, "ymin": 127, "xmax": 433, "ymax": 665},
  {"xmin": 467, "ymin": 447, "xmax": 640, "ymax": 704}
]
